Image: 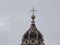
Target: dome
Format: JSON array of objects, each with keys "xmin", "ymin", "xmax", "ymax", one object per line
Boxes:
[
  {"xmin": 23, "ymin": 24, "xmax": 43, "ymax": 39},
  {"xmin": 21, "ymin": 8, "xmax": 44, "ymax": 45},
  {"xmin": 22, "ymin": 8, "xmax": 43, "ymax": 41}
]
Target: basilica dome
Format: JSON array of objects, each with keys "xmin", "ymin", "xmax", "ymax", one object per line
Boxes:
[{"xmin": 21, "ymin": 7, "xmax": 44, "ymax": 45}]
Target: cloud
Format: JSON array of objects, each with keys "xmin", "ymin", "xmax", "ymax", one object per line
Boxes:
[{"xmin": 0, "ymin": 22, "xmax": 10, "ymax": 32}]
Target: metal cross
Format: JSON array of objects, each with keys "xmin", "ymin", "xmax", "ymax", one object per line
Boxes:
[{"xmin": 30, "ymin": 7, "xmax": 36, "ymax": 15}]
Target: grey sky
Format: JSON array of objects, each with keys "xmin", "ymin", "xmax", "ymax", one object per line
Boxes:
[{"xmin": 0, "ymin": 0, "xmax": 60, "ymax": 45}]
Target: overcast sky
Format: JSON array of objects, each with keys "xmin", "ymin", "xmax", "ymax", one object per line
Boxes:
[{"xmin": 0, "ymin": 0, "xmax": 60, "ymax": 45}]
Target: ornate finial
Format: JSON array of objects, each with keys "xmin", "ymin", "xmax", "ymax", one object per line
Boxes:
[{"xmin": 30, "ymin": 7, "xmax": 36, "ymax": 24}]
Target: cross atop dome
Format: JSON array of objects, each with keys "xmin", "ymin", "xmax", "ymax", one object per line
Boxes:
[
  {"xmin": 30, "ymin": 7, "xmax": 37, "ymax": 24},
  {"xmin": 30, "ymin": 7, "xmax": 37, "ymax": 15}
]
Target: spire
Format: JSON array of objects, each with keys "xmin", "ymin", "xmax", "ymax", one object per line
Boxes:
[{"xmin": 30, "ymin": 7, "xmax": 37, "ymax": 24}]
